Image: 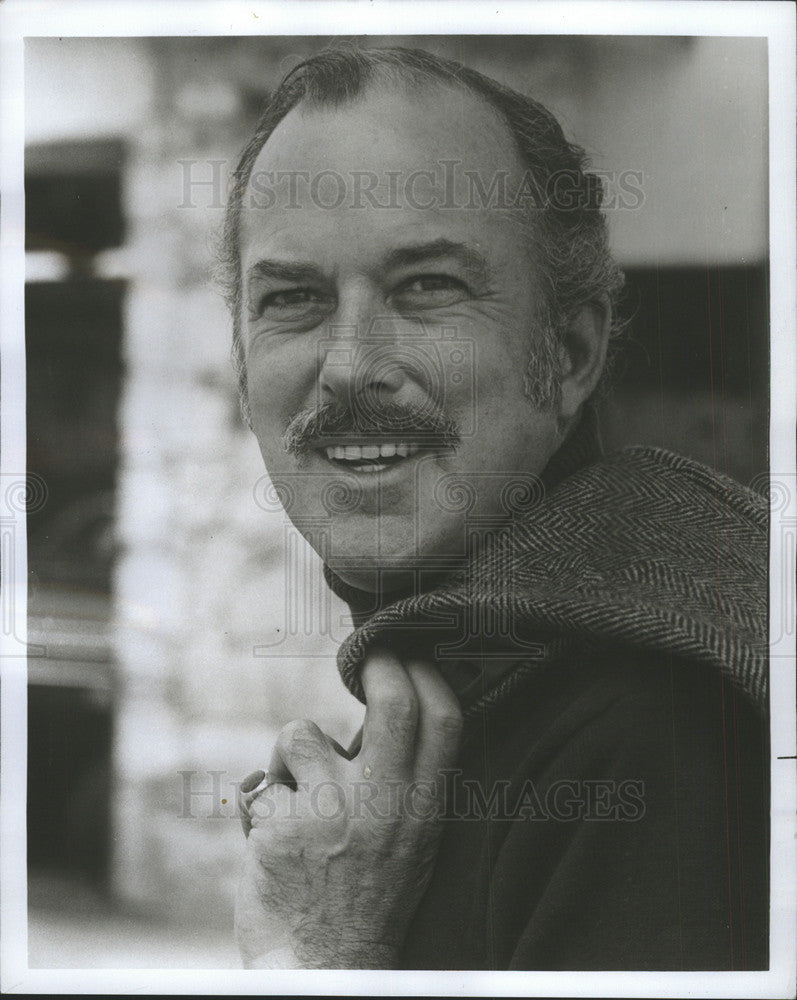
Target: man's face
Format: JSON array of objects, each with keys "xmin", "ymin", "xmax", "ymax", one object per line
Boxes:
[{"xmin": 239, "ymin": 83, "xmax": 566, "ymax": 591}]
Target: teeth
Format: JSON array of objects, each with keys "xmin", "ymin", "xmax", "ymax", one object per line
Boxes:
[
  {"xmin": 352, "ymin": 462, "xmax": 389, "ymax": 473},
  {"xmin": 324, "ymin": 443, "xmax": 420, "ymax": 463}
]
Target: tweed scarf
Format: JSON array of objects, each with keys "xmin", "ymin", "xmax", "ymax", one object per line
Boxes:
[{"xmin": 325, "ymin": 410, "xmax": 768, "ymax": 719}]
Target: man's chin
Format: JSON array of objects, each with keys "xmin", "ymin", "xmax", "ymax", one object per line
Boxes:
[{"xmin": 296, "ymin": 514, "xmax": 470, "ymax": 594}]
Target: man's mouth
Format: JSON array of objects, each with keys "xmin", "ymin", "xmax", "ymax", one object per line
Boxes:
[{"xmin": 319, "ymin": 441, "xmax": 425, "ymax": 474}]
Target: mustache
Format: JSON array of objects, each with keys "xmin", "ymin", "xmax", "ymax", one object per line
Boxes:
[{"xmin": 282, "ymin": 399, "xmax": 461, "ymax": 457}]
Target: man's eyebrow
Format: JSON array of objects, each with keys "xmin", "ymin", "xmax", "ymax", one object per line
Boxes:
[
  {"xmin": 245, "ymin": 259, "xmax": 328, "ymax": 287},
  {"xmin": 381, "ymin": 240, "xmax": 492, "ymax": 281},
  {"xmin": 244, "ymin": 240, "xmax": 492, "ymax": 289}
]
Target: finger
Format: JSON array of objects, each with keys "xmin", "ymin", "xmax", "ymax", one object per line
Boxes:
[
  {"xmin": 238, "ymin": 788, "xmax": 253, "ymax": 838},
  {"xmin": 241, "ymin": 768, "xmax": 267, "ymax": 794},
  {"xmin": 404, "ymin": 660, "xmax": 463, "ymax": 783},
  {"xmin": 359, "ymin": 648, "xmax": 419, "ymax": 780},
  {"xmin": 271, "ymin": 718, "xmax": 336, "ymax": 785},
  {"xmin": 237, "ymin": 769, "xmax": 269, "ymax": 838}
]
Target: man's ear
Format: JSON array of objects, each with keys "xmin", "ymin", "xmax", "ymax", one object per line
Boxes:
[{"xmin": 557, "ymin": 298, "xmax": 611, "ymax": 422}]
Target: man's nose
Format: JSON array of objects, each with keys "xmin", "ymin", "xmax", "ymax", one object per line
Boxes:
[
  {"xmin": 317, "ymin": 288, "xmax": 414, "ymax": 407},
  {"xmin": 318, "ymin": 340, "xmax": 412, "ymax": 408}
]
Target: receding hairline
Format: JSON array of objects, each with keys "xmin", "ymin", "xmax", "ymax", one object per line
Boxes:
[{"xmin": 244, "ymin": 68, "xmax": 529, "ymax": 186}]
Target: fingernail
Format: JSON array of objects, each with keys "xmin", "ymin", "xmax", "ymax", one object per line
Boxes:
[{"xmin": 240, "ymin": 769, "xmax": 266, "ymax": 793}]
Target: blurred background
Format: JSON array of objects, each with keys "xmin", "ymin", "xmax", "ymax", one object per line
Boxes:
[{"xmin": 24, "ymin": 35, "xmax": 768, "ymax": 968}]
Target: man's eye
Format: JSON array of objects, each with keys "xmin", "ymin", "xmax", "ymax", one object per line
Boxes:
[
  {"xmin": 264, "ymin": 289, "xmax": 319, "ymax": 309},
  {"xmin": 392, "ymin": 274, "xmax": 469, "ymax": 309},
  {"xmin": 252, "ymin": 288, "xmax": 329, "ymax": 318}
]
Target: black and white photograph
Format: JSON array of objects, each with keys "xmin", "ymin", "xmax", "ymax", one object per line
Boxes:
[{"xmin": 0, "ymin": 1, "xmax": 795, "ymax": 995}]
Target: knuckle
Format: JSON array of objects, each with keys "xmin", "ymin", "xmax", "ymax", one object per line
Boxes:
[
  {"xmin": 381, "ymin": 694, "xmax": 419, "ymax": 729},
  {"xmin": 279, "ymin": 717, "xmax": 321, "ymax": 749},
  {"xmin": 386, "ymin": 715, "xmax": 417, "ymax": 744},
  {"xmin": 280, "ymin": 717, "xmax": 319, "ymax": 740}
]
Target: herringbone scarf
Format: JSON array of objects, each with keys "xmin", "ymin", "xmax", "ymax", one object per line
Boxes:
[{"xmin": 327, "ymin": 410, "xmax": 768, "ymax": 718}]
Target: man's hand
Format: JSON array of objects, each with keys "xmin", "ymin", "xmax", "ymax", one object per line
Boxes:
[{"xmin": 235, "ymin": 649, "xmax": 463, "ymax": 969}]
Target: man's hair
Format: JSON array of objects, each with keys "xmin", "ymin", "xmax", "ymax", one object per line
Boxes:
[{"xmin": 218, "ymin": 45, "xmax": 626, "ymax": 425}]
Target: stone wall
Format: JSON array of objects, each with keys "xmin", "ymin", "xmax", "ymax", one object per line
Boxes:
[{"xmin": 110, "ymin": 39, "xmax": 362, "ymax": 927}]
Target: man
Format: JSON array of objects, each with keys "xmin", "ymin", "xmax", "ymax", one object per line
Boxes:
[{"xmin": 220, "ymin": 47, "xmax": 768, "ymax": 970}]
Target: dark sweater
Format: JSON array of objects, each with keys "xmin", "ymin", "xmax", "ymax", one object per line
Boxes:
[{"xmin": 399, "ymin": 647, "xmax": 769, "ymax": 970}]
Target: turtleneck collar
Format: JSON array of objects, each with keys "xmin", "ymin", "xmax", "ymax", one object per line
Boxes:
[{"xmin": 323, "ymin": 404, "xmax": 604, "ymax": 624}]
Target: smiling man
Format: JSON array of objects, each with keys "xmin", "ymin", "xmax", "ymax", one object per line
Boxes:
[{"xmin": 221, "ymin": 47, "xmax": 768, "ymax": 970}]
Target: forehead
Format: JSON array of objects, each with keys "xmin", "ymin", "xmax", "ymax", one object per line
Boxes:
[
  {"xmin": 254, "ymin": 80, "xmax": 522, "ymax": 175},
  {"xmin": 239, "ymin": 82, "xmax": 530, "ymax": 267}
]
